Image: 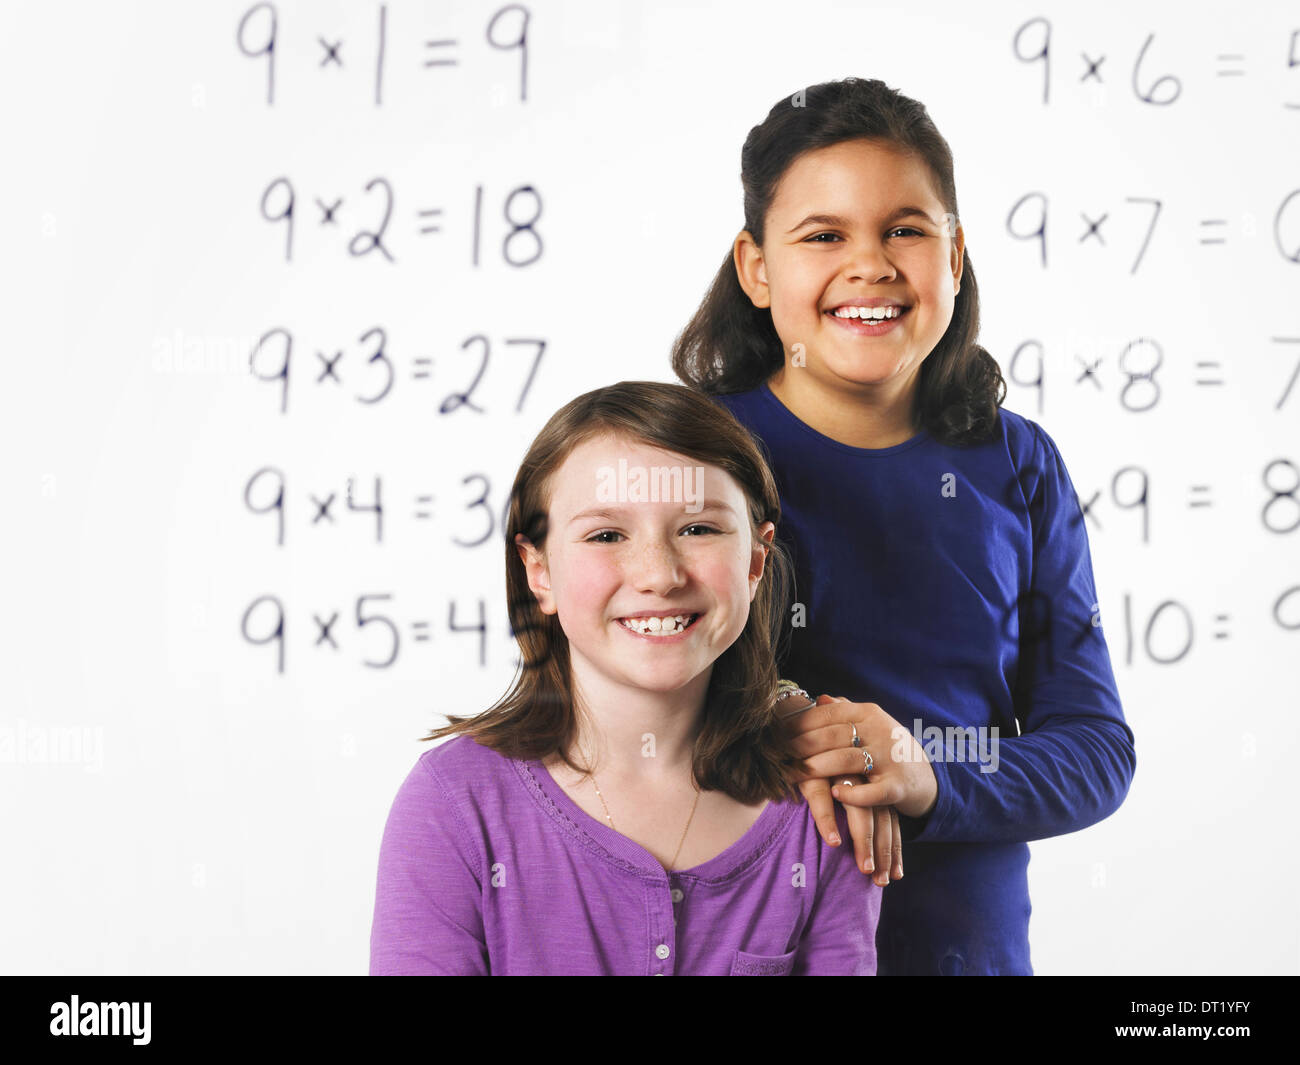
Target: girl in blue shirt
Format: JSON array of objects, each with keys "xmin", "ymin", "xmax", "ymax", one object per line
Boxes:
[{"xmin": 671, "ymin": 77, "xmax": 1136, "ymax": 974}]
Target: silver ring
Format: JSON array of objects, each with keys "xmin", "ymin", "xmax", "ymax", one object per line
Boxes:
[
  {"xmin": 862, "ymin": 748, "xmax": 873, "ymax": 775},
  {"xmin": 850, "ymin": 722, "xmax": 862, "ymax": 748},
  {"xmin": 838, "ymin": 779, "xmax": 855, "ymax": 788}
]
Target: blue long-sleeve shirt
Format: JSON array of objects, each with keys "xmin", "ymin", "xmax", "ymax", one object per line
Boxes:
[{"xmin": 712, "ymin": 382, "xmax": 1136, "ymax": 975}]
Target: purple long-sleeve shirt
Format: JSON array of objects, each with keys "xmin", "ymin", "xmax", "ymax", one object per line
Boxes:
[{"xmin": 370, "ymin": 734, "xmax": 882, "ymax": 975}]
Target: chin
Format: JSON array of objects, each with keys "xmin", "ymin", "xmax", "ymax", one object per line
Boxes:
[
  {"xmin": 621, "ymin": 667, "xmax": 706, "ymax": 694},
  {"xmin": 634, "ymin": 673, "xmax": 701, "ymax": 693},
  {"xmin": 825, "ymin": 359, "xmax": 913, "ymax": 386},
  {"xmin": 827, "ymin": 370, "xmax": 900, "ymax": 390}
]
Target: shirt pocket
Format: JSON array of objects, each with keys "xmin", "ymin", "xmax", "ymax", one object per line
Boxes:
[{"xmin": 729, "ymin": 948, "xmax": 798, "ymax": 976}]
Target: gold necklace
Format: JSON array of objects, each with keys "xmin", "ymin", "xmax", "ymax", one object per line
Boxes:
[{"xmin": 591, "ymin": 772, "xmax": 701, "ymax": 871}]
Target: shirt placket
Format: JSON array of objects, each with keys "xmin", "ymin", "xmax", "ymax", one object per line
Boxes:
[{"xmin": 648, "ymin": 877, "xmax": 681, "ymax": 975}]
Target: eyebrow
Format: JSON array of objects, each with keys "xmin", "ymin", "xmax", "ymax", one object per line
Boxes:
[
  {"xmin": 566, "ymin": 501, "xmax": 737, "ymax": 526},
  {"xmin": 785, "ymin": 206, "xmax": 936, "ymax": 234}
]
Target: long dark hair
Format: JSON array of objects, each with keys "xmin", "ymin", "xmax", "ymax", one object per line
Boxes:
[
  {"xmin": 672, "ymin": 77, "xmax": 1005, "ymax": 446},
  {"xmin": 422, "ymin": 381, "xmax": 806, "ymax": 805}
]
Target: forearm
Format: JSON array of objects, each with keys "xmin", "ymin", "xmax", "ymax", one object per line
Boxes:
[{"xmin": 906, "ymin": 716, "xmax": 1136, "ymax": 845}]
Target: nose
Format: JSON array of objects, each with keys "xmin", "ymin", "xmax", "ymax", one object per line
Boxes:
[
  {"xmin": 626, "ymin": 535, "xmax": 688, "ymax": 596},
  {"xmin": 843, "ymin": 236, "xmax": 896, "ymax": 284}
]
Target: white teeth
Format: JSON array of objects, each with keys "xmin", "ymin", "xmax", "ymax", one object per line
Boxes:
[
  {"xmin": 620, "ymin": 614, "xmax": 696, "ymax": 635},
  {"xmin": 831, "ymin": 305, "xmax": 902, "ymax": 320}
]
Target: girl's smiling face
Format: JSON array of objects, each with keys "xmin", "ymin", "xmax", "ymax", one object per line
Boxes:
[
  {"xmin": 515, "ymin": 432, "xmax": 774, "ymax": 702},
  {"xmin": 735, "ymin": 137, "xmax": 964, "ymax": 412}
]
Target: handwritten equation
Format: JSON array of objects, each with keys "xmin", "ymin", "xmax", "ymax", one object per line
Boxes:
[{"xmin": 236, "ymin": 2, "xmax": 533, "ymax": 106}]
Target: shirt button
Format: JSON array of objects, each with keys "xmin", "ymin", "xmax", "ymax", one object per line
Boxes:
[
  {"xmin": 655, "ymin": 944, "xmax": 670, "ymax": 960},
  {"xmin": 670, "ymin": 888, "xmax": 684, "ymax": 903}
]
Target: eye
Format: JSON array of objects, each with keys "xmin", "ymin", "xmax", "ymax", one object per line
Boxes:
[
  {"xmin": 681, "ymin": 524, "xmax": 721, "ymax": 536},
  {"xmin": 585, "ymin": 530, "xmax": 624, "ymax": 543},
  {"xmin": 804, "ymin": 228, "xmax": 924, "ymax": 243}
]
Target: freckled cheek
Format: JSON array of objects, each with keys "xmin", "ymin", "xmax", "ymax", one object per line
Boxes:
[
  {"xmin": 694, "ymin": 556, "xmax": 755, "ymax": 628},
  {"xmin": 550, "ymin": 553, "xmax": 623, "ymax": 624}
]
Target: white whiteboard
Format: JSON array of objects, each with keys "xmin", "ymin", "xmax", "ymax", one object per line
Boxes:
[{"xmin": 2, "ymin": 0, "xmax": 1296, "ymax": 975}]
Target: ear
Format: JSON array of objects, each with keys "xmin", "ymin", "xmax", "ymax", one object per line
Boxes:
[
  {"xmin": 748, "ymin": 521, "xmax": 776, "ymax": 598},
  {"xmin": 733, "ymin": 230, "xmax": 771, "ymax": 309},
  {"xmin": 514, "ymin": 534, "xmax": 558, "ymax": 616},
  {"xmin": 950, "ymin": 220, "xmax": 965, "ymax": 293}
]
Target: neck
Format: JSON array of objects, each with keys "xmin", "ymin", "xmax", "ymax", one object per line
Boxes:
[
  {"xmin": 559, "ymin": 654, "xmax": 711, "ymax": 784},
  {"xmin": 768, "ymin": 366, "xmax": 919, "ymax": 449}
]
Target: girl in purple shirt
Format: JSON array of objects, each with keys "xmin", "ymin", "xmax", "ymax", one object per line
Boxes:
[{"xmin": 369, "ymin": 381, "xmax": 881, "ymax": 975}]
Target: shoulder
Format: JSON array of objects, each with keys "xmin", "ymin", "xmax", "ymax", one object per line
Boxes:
[
  {"xmin": 705, "ymin": 386, "xmax": 787, "ymax": 469},
  {"xmin": 774, "ymin": 800, "xmax": 882, "ymax": 920},
  {"xmin": 762, "ymin": 795, "xmax": 862, "ymax": 873},
  {"xmin": 980, "ymin": 406, "xmax": 1080, "ymax": 504},
  {"xmin": 973, "ymin": 412, "xmax": 1093, "ymax": 560},
  {"xmin": 995, "ymin": 406, "xmax": 1080, "ymax": 473},
  {"xmin": 707, "ymin": 386, "xmax": 764, "ymax": 424},
  {"xmin": 379, "ymin": 736, "xmax": 526, "ymax": 874},
  {"xmin": 387, "ymin": 735, "xmax": 519, "ymax": 823},
  {"xmin": 417, "ymin": 733, "xmax": 516, "ymax": 782},
  {"xmin": 987, "ymin": 406, "xmax": 1054, "ymax": 467}
]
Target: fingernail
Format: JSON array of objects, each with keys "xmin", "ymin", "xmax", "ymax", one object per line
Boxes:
[
  {"xmin": 863, "ymin": 859, "xmax": 874, "ymax": 873},
  {"xmin": 829, "ymin": 833, "xmax": 841, "ymax": 846}
]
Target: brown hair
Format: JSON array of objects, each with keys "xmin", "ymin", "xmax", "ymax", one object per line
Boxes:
[
  {"xmin": 672, "ymin": 76, "xmax": 1005, "ymax": 445},
  {"xmin": 422, "ymin": 380, "xmax": 806, "ymax": 804}
]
